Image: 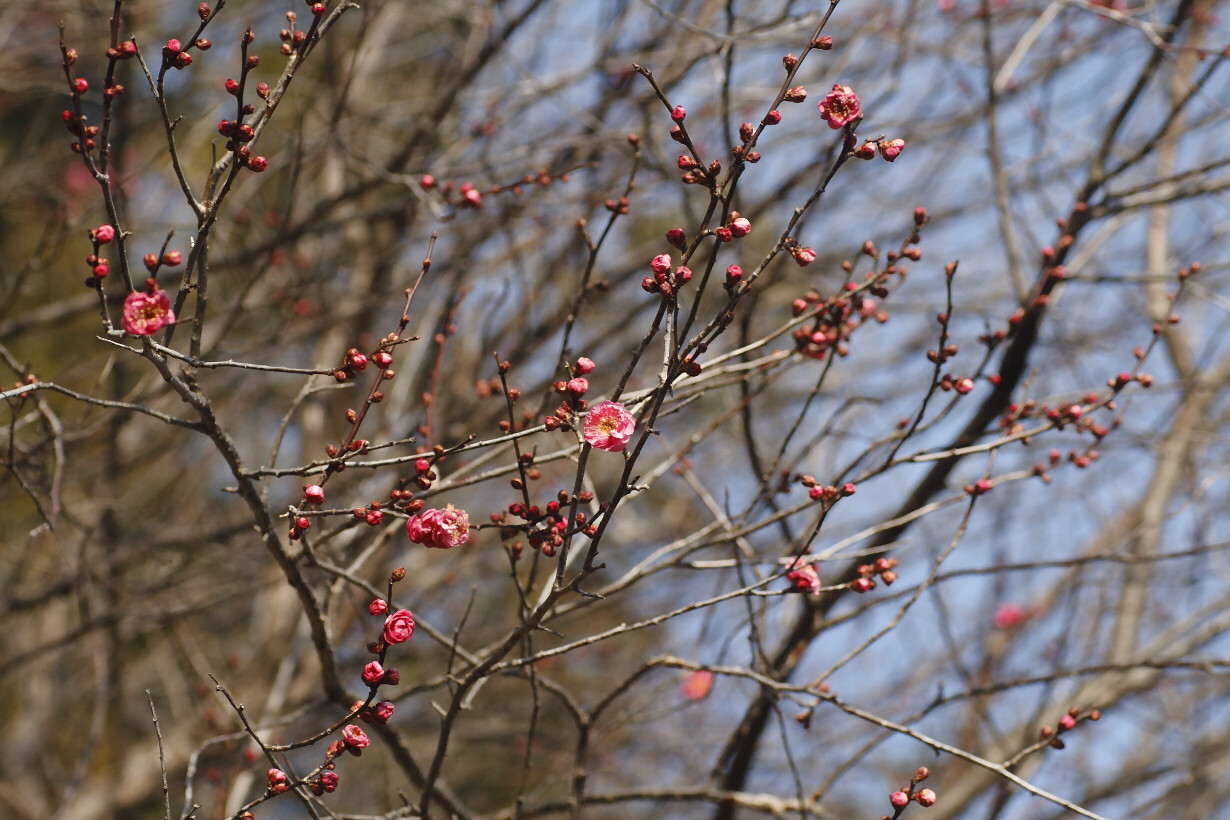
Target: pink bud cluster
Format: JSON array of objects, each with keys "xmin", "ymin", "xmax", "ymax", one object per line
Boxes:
[
  {"xmin": 1038, "ymin": 706, "xmax": 1099, "ymax": 749},
  {"xmin": 850, "ymin": 556, "xmax": 896, "ymax": 593},
  {"xmin": 641, "ymin": 252, "xmax": 692, "ymax": 296},
  {"xmin": 888, "ymin": 768, "xmax": 935, "ymax": 811},
  {"xmin": 502, "ymin": 487, "xmax": 596, "ymax": 558},
  {"xmin": 362, "ymin": 660, "xmax": 400, "ymax": 687}
]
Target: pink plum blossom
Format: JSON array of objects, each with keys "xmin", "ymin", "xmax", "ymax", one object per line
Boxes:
[
  {"xmin": 341, "ymin": 723, "xmax": 370, "ymax": 753},
  {"xmin": 121, "ymin": 290, "xmax": 176, "ymax": 336},
  {"xmin": 584, "ymin": 400, "xmax": 636, "ymax": 452},
  {"xmin": 382, "ymin": 609, "xmax": 416, "ymax": 644},
  {"xmin": 818, "ymin": 84, "xmax": 861, "ymax": 129},
  {"xmin": 786, "ymin": 563, "xmax": 821, "ymax": 594},
  {"xmin": 405, "ymin": 504, "xmax": 470, "ymax": 549}
]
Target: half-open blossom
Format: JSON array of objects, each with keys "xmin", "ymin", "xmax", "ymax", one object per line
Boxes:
[
  {"xmin": 405, "ymin": 504, "xmax": 470, "ymax": 549},
  {"xmin": 383, "ymin": 609, "xmax": 416, "ymax": 644},
  {"xmin": 584, "ymin": 400, "xmax": 636, "ymax": 452},
  {"xmin": 121, "ymin": 290, "xmax": 176, "ymax": 336},
  {"xmin": 790, "ymin": 246, "xmax": 817, "ymax": 267},
  {"xmin": 318, "ymin": 771, "xmax": 339, "ymax": 792},
  {"xmin": 881, "ymin": 138, "xmax": 905, "ymax": 162},
  {"xmin": 786, "ymin": 563, "xmax": 821, "ymax": 594},
  {"xmin": 362, "ymin": 661, "xmax": 384, "ymax": 685},
  {"xmin": 373, "ymin": 701, "xmax": 395, "ymax": 723},
  {"xmin": 341, "ymin": 724, "xmax": 370, "ymax": 753},
  {"xmin": 369, "ymin": 598, "xmax": 388, "ymax": 616},
  {"xmin": 818, "ymin": 84, "xmax": 861, "ymax": 129}
]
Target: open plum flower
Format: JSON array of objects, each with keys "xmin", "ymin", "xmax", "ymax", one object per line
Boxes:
[
  {"xmin": 817, "ymin": 84, "xmax": 860, "ymax": 129},
  {"xmin": 583, "ymin": 400, "xmax": 636, "ymax": 452},
  {"xmin": 122, "ymin": 289, "xmax": 176, "ymax": 336}
]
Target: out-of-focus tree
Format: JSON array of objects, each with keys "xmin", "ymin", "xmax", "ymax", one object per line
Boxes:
[{"xmin": 2, "ymin": 1, "xmax": 1230, "ymax": 819}]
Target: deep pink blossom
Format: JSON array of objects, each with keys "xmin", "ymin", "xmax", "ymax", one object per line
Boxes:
[
  {"xmin": 881, "ymin": 138, "xmax": 905, "ymax": 162},
  {"xmin": 575, "ymin": 356, "xmax": 595, "ymax": 375},
  {"xmin": 94, "ymin": 224, "xmax": 115, "ymax": 243},
  {"xmin": 121, "ymin": 290, "xmax": 176, "ymax": 336},
  {"xmin": 373, "ymin": 701, "xmax": 395, "ymax": 723},
  {"xmin": 319, "ymin": 771, "xmax": 339, "ymax": 792},
  {"xmin": 369, "ymin": 598, "xmax": 388, "ymax": 616},
  {"xmin": 362, "ymin": 661, "xmax": 385, "ymax": 685},
  {"xmin": 341, "ymin": 723, "xmax": 370, "ymax": 752},
  {"xmin": 383, "ymin": 609, "xmax": 416, "ymax": 644},
  {"xmin": 405, "ymin": 504, "xmax": 470, "ymax": 549},
  {"xmin": 584, "ymin": 400, "xmax": 636, "ymax": 452},
  {"xmin": 818, "ymin": 84, "xmax": 861, "ymax": 129}
]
